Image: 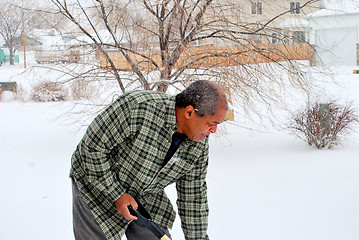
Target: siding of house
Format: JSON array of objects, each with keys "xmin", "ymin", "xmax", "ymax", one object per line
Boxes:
[
  {"xmin": 209, "ymin": 0, "xmax": 320, "ymax": 46},
  {"xmin": 307, "ymin": 12, "xmax": 359, "ymax": 66}
]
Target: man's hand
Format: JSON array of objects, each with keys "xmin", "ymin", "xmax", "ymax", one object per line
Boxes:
[{"xmin": 115, "ymin": 193, "xmax": 138, "ymax": 221}]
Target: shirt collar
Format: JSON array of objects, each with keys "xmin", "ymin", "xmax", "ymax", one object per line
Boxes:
[{"xmin": 165, "ymin": 95, "xmax": 178, "ymax": 132}]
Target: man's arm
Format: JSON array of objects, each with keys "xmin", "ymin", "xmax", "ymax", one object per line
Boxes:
[{"xmin": 176, "ymin": 152, "xmax": 210, "ymax": 240}]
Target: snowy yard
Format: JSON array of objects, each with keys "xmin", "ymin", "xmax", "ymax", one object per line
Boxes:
[{"xmin": 1, "ymin": 63, "xmax": 359, "ymax": 240}]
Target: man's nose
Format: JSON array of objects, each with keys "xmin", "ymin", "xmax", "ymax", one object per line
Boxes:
[{"xmin": 210, "ymin": 125, "xmax": 217, "ymax": 133}]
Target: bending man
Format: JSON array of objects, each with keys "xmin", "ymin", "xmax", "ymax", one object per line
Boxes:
[{"xmin": 70, "ymin": 80, "xmax": 228, "ymax": 240}]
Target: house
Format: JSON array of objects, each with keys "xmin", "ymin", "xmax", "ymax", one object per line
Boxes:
[
  {"xmin": 0, "ymin": 48, "xmax": 4, "ymax": 64},
  {"xmin": 210, "ymin": 0, "xmax": 322, "ymax": 46},
  {"xmin": 0, "ymin": 48, "xmax": 19, "ymax": 64},
  {"xmin": 28, "ymin": 29, "xmax": 92, "ymax": 63},
  {"xmin": 30, "ymin": 29, "xmax": 66, "ymax": 51},
  {"xmin": 305, "ymin": 1, "xmax": 359, "ymax": 66}
]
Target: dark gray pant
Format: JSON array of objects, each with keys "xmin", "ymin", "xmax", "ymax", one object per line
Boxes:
[{"xmin": 72, "ymin": 180, "xmax": 171, "ymax": 240}]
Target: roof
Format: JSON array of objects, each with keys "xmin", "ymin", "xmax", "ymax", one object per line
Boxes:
[
  {"xmin": 278, "ymin": 17, "xmax": 309, "ymax": 28},
  {"xmin": 306, "ymin": 0, "xmax": 359, "ymax": 18}
]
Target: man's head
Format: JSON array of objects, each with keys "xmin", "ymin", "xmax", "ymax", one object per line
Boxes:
[{"xmin": 175, "ymin": 80, "xmax": 228, "ymax": 142}]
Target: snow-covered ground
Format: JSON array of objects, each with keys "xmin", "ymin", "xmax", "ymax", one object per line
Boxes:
[{"xmin": 1, "ymin": 61, "xmax": 359, "ymax": 240}]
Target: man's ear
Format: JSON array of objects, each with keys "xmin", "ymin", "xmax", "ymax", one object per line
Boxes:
[{"xmin": 184, "ymin": 105, "xmax": 195, "ymax": 119}]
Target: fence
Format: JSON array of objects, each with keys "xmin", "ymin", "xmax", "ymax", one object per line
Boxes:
[
  {"xmin": 98, "ymin": 43, "xmax": 310, "ymax": 71},
  {"xmin": 35, "ymin": 49, "xmax": 81, "ymax": 64},
  {"xmin": 0, "ymin": 82, "xmax": 17, "ymax": 92},
  {"xmin": 0, "ymin": 48, "xmax": 19, "ymax": 64}
]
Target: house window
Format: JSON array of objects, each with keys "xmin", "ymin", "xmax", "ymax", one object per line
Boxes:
[
  {"xmin": 290, "ymin": 2, "xmax": 301, "ymax": 14},
  {"xmin": 293, "ymin": 31, "xmax": 305, "ymax": 43},
  {"xmin": 271, "ymin": 32, "xmax": 278, "ymax": 44},
  {"xmin": 251, "ymin": 1, "xmax": 263, "ymax": 15}
]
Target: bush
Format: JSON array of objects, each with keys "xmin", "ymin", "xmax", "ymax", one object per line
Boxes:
[
  {"xmin": 0, "ymin": 85, "xmax": 4, "ymax": 101},
  {"xmin": 288, "ymin": 100, "xmax": 359, "ymax": 149},
  {"xmin": 31, "ymin": 81, "xmax": 68, "ymax": 102},
  {"xmin": 70, "ymin": 78, "xmax": 98, "ymax": 100}
]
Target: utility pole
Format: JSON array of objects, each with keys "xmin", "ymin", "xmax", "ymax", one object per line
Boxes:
[{"xmin": 22, "ymin": 12, "xmax": 26, "ymax": 68}]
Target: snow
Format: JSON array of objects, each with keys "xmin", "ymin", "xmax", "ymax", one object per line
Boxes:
[
  {"xmin": 1, "ymin": 62, "xmax": 359, "ymax": 240},
  {"xmin": 278, "ymin": 17, "xmax": 309, "ymax": 29},
  {"xmin": 30, "ymin": 29, "xmax": 66, "ymax": 50},
  {"xmin": 307, "ymin": 0, "xmax": 359, "ymax": 18}
]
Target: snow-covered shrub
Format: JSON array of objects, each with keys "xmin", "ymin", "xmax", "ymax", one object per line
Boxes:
[
  {"xmin": 0, "ymin": 84, "xmax": 29, "ymax": 102},
  {"xmin": 288, "ymin": 100, "xmax": 359, "ymax": 149},
  {"xmin": 0, "ymin": 85, "xmax": 4, "ymax": 100},
  {"xmin": 31, "ymin": 81, "xmax": 68, "ymax": 102},
  {"xmin": 0, "ymin": 91, "xmax": 16, "ymax": 102},
  {"xmin": 12, "ymin": 84, "xmax": 29, "ymax": 102},
  {"xmin": 70, "ymin": 78, "xmax": 98, "ymax": 100}
]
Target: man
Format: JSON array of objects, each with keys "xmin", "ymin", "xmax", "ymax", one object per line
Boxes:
[{"xmin": 70, "ymin": 80, "xmax": 228, "ymax": 240}]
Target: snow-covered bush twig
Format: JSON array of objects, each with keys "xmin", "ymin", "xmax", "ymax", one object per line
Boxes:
[
  {"xmin": 287, "ymin": 100, "xmax": 359, "ymax": 149},
  {"xmin": 31, "ymin": 81, "xmax": 68, "ymax": 102},
  {"xmin": 70, "ymin": 78, "xmax": 99, "ymax": 100}
]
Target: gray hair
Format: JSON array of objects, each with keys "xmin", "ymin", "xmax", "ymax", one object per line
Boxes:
[{"xmin": 175, "ymin": 80, "xmax": 227, "ymax": 117}]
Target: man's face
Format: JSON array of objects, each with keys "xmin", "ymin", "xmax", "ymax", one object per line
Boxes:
[{"xmin": 184, "ymin": 105, "xmax": 227, "ymax": 142}]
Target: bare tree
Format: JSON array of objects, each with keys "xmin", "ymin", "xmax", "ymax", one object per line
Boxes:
[
  {"xmin": 0, "ymin": 0, "xmax": 24, "ymax": 65},
  {"xmin": 36, "ymin": 0, "xmax": 324, "ymax": 123},
  {"xmin": 0, "ymin": 0, "xmax": 39, "ymax": 65}
]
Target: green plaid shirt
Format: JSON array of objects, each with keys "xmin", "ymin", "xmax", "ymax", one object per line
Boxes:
[{"xmin": 70, "ymin": 90, "xmax": 210, "ymax": 240}]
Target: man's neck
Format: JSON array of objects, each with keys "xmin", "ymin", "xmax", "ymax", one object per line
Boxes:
[{"xmin": 175, "ymin": 106, "xmax": 186, "ymax": 134}]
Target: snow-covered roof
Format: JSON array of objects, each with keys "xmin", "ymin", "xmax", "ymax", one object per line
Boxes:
[
  {"xmin": 28, "ymin": 29, "xmax": 65, "ymax": 50},
  {"xmin": 27, "ymin": 27, "xmax": 132, "ymax": 49},
  {"xmin": 28, "ymin": 28, "xmax": 95, "ymax": 49},
  {"xmin": 278, "ymin": 17, "xmax": 309, "ymax": 28},
  {"xmin": 306, "ymin": 0, "xmax": 359, "ymax": 18},
  {"xmin": 92, "ymin": 29, "xmax": 129, "ymax": 44}
]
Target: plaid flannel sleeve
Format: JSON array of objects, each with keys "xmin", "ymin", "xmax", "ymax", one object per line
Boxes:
[
  {"xmin": 176, "ymin": 149, "xmax": 210, "ymax": 240},
  {"xmin": 77, "ymin": 97, "xmax": 134, "ymax": 202}
]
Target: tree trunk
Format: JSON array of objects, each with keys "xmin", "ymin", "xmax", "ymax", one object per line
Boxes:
[
  {"xmin": 157, "ymin": 67, "xmax": 171, "ymax": 92},
  {"xmin": 157, "ymin": 83, "xmax": 169, "ymax": 92},
  {"xmin": 9, "ymin": 49, "xmax": 14, "ymax": 65}
]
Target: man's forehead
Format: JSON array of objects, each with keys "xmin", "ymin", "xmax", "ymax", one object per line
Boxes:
[
  {"xmin": 208, "ymin": 114, "xmax": 226, "ymax": 124},
  {"xmin": 209, "ymin": 120, "xmax": 222, "ymax": 124}
]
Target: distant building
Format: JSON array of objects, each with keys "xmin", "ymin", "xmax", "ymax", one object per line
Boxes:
[
  {"xmin": 305, "ymin": 1, "xmax": 359, "ymax": 66},
  {"xmin": 29, "ymin": 29, "xmax": 66, "ymax": 51},
  {"xmin": 27, "ymin": 29, "xmax": 92, "ymax": 64},
  {"xmin": 0, "ymin": 48, "xmax": 19, "ymax": 64},
  {"xmin": 209, "ymin": 0, "xmax": 322, "ymax": 46}
]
